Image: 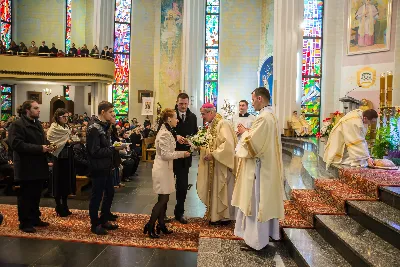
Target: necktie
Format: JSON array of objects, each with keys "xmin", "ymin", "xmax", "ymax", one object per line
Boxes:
[{"xmin": 181, "ymin": 114, "xmax": 185, "ymax": 122}]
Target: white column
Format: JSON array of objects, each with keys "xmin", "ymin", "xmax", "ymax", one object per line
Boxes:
[
  {"xmin": 181, "ymin": 0, "xmax": 206, "ymax": 126},
  {"xmin": 273, "ymin": 0, "xmax": 303, "ymax": 130}
]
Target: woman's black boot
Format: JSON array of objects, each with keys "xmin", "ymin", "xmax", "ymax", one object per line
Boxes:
[
  {"xmin": 156, "ymin": 224, "xmax": 173, "ymax": 235},
  {"xmin": 143, "ymin": 223, "xmax": 160, "ymax": 238}
]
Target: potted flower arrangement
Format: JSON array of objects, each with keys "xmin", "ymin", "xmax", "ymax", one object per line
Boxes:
[
  {"xmin": 372, "ymin": 108, "xmax": 400, "ymax": 160},
  {"xmin": 317, "ymin": 111, "xmax": 342, "ymax": 141}
]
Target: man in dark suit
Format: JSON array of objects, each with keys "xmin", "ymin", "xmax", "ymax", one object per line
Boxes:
[
  {"xmin": 173, "ymin": 93, "xmax": 198, "ymax": 224},
  {"xmin": 8, "ymin": 100, "xmax": 53, "ymax": 233}
]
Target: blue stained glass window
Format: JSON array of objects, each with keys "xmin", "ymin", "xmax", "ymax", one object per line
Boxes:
[
  {"xmin": 302, "ymin": 0, "xmax": 324, "ymax": 135},
  {"xmin": 114, "ymin": 23, "xmax": 131, "ymax": 53},
  {"xmin": 0, "ymin": 85, "xmax": 12, "ymax": 121},
  {"xmin": 204, "ymin": 0, "xmax": 220, "ymax": 109}
]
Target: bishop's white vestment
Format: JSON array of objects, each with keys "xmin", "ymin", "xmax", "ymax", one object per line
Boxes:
[
  {"xmin": 232, "ymin": 106, "xmax": 285, "ymax": 250},
  {"xmin": 323, "ymin": 109, "xmax": 370, "ymax": 169},
  {"xmin": 197, "ymin": 113, "xmax": 237, "ymax": 222}
]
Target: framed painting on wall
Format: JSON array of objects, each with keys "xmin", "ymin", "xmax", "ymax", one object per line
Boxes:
[
  {"xmin": 27, "ymin": 91, "xmax": 42, "ymax": 104},
  {"xmin": 347, "ymin": 0, "xmax": 392, "ymax": 55},
  {"xmin": 138, "ymin": 90, "xmax": 153, "ymax": 103}
]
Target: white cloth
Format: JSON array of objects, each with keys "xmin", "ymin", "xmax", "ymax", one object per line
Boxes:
[
  {"xmin": 152, "ymin": 125, "xmax": 185, "ymax": 194},
  {"xmin": 235, "ymin": 159, "xmax": 280, "ymax": 250},
  {"xmin": 46, "ymin": 123, "xmax": 71, "ymax": 157},
  {"xmin": 233, "ymin": 114, "xmax": 256, "ymax": 150}
]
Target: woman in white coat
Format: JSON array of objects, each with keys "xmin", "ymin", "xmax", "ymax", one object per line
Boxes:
[{"xmin": 144, "ymin": 108, "xmax": 190, "ymax": 238}]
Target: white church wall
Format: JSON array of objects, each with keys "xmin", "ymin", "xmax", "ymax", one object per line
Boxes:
[
  {"xmin": 129, "ymin": 0, "xmax": 157, "ymax": 124},
  {"xmin": 219, "ymin": 0, "xmax": 262, "ymax": 112},
  {"xmin": 323, "ymin": 0, "xmax": 398, "ymax": 117}
]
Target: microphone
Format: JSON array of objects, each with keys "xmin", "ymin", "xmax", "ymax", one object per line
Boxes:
[{"xmin": 345, "ymin": 85, "xmax": 362, "ymax": 97}]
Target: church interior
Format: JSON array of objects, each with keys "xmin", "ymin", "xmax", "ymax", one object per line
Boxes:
[{"xmin": 0, "ymin": 0, "xmax": 399, "ymax": 266}]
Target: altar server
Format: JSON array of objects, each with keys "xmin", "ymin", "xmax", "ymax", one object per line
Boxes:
[{"xmin": 233, "ymin": 100, "xmax": 255, "ymax": 140}]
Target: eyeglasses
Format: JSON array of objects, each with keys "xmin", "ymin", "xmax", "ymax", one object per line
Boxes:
[{"xmin": 59, "ymin": 116, "xmax": 69, "ymax": 118}]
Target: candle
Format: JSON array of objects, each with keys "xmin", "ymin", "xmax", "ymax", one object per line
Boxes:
[
  {"xmin": 380, "ymin": 73, "xmax": 386, "ymax": 108},
  {"xmin": 387, "ymin": 71, "xmax": 393, "ymax": 107}
]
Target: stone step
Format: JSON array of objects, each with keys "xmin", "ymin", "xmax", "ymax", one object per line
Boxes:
[
  {"xmin": 314, "ymin": 179, "xmax": 376, "ymax": 213},
  {"xmin": 347, "ymin": 200, "xmax": 400, "ymax": 249},
  {"xmin": 283, "ymin": 228, "xmax": 351, "ymax": 267},
  {"xmin": 379, "ymin": 186, "xmax": 400, "ymax": 210},
  {"xmin": 315, "ymin": 215, "xmax": 400, "ymax": 267}
]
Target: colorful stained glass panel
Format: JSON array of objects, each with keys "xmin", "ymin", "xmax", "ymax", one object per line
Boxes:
[
  {"xmin": 302, "ymin": 39, "xmax": 321, "ymax": 76},
  {"xmin": 303, "ymin": 0, "xmax": 323, "ymax": 19},
  {"xmin": 1, "ymin": 113, "xmax": 10, "ymax": 121},
  {"xmin": 205, "ymin": 15, "xmax": 219, "ymax": 47},
  {"xmin": 113, "ymin": 99, "xmax": 129, "ymax": 115},
  {"xmin": 1, "ymin": 86, "xmax": 11, "ymax": 93},
  {"xmin": 205, "ymin": 49, "xmax": 218, "ymax": 64},
  {"xmin": 0, "ymin": 0, "xmax": 12, "ymax": 22},
  {"xmin": 114, "ymin": 23, "xmax": 131, "ymax": 53},
  {"xmin": 115, "ymin": 0, "xmax": 131, "ymax": 23},
  {"xmin": 205, "ymin": 64, "xmax": 218, "ymax": 73},
  {"xmin": 303, "ymin": 18, "xmax": 322, "ymax": 37},
  {"xmin": 205, "ymin": 73, "xmax": 218, "ymax": 80},
  {"xmin": 206, "ymin": 6, "xmax": 219, "ymax": 13},
  {"xmin": 304, "ymin": 117, "xmax": 320, "ymax": 135},
  {"xmin": 65, "ymin": 0, "xmax": 72, "ymax": 52},
  {"xmin": 114, "ymin": 54, "xmax": 130, "ymax": 84},
  {"xmin": 205, "ymin": 81, "xmax": 217, "ymax": 106},
  {"xmin": 301, "ymin": 78, "xmax": 321, "ymax": 115},
  {"xmin": 207, "ymin": 0, "xmax": 219, "ymax": 5},
  {"xmin": 113, "ymin": 85, "xmax": 129, "ymax": 99},
  {"xmin": 1, "ymin": 22, "xmax": 11, "ymax": 49}
]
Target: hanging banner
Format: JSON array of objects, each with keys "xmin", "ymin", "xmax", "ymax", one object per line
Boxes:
[{"xmin": 141, "ymin": 97, "xmax": 154, "ymax": 116}]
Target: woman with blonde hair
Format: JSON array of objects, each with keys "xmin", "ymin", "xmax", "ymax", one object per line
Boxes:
[
  {"xmin": 47, "ymin": 108, "xmax": 77, "ymax": 217},
  {"xmin": 144, "ymin": 108, "xmax": 190, "ymax": 238}
]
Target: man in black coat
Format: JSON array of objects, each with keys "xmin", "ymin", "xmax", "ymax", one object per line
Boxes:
[
  {"xmin": 8, "ymin": 100, "xmax": 53, "ymax": 233},
  {"xmin": 87, "ymin": 101, "xmax": 124, "ymax": 235},
  {"xmin": 173, "ymin": 93, "xmax": 198, "ymax": 224}
]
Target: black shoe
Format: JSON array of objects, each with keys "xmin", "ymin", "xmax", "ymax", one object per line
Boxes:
[
  {"xmin": 156, "ymin": 224, "xmax": 173, "ymax": 235},
  {"xmin": 101, "ymin": 222, "xmax": 118, "ymax": 230},
  {"xmin": 175, "ymin": 216, "xmax": 188, "ymax": 224},
  {"xmin": 55, "ymin": 206, "xmax": 69, "ymax": 217},
  {"xmin": 0, "ymin": 214, "xmax": 3, "ymax": 225},
  {"xmin": 143, "ymin": 223, "xmax": 160, "ymax": 238},
  {"xmin": 91, "ymin": 225, "xmax": 108, "ymax": 235},
  {"xmin": 64, "ymin": 206, "xmax": 72, "ymax": 216},
  {"xmin": 110, "ymin": 213, "xmax": 118, "ymax": 219},
  {"xmin": 19, "ymin": 224, "xmax": 36, "ymax": 233},
  {"xmin": 209, "ymin": 220, "xmax": 231, "ymax": 226},
  {"xmin": 33, "ymin": 220, "xmax": 50, "ymax": 227},
  {"xmin": 164, "ymin": 216, "xmax": 172, "ymax": 223}
]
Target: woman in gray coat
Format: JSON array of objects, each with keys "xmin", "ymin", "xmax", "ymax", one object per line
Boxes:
[{"xmin": 144, "ymin": 108, "xmax": 190, "ymax": 238}]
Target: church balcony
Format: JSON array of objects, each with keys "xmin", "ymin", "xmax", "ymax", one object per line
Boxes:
[{"xmin": 0, "ymin": 55, "xmax": 115, "ymax": 83}]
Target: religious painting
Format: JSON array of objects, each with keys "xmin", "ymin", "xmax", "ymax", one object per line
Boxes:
[
  {"xmin": 27, "ymin": 91, "xmax": 42, "ymax": 104},
  {"xmin": 159, "ymin": 0, "xmax": 183, "ymax": 108},
  {"xmin": 258, "ymin": 56, "xmax": 274, "ymax": 105},
  {"xmin": 141, "ymin": 97, "xmax": 154, "ymax": 116},
  {"xmin": 357, "ymin": 66, "xmax": 376, "ymax": 88},
  {"xmin": 138, "ymin": 90, "xmax": 153, "ymax": 103},
  {"xmin": 347, "ymin": 0, "xmax": 392, "ymax": 55}
]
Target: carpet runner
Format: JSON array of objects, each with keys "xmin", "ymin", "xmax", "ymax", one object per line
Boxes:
[
  {"xmin": 284, "ymin": 166, "xmax": 400, "ymax": 227},
  {"xmin": 0, "ymin": 204, "xmax": 237, "ymax": 252}
]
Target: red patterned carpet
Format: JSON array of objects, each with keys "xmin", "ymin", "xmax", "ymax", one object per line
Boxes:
[
  {"xmin": 0, "ymin": 204, "xmax": 237, "ymax": 252},
  {"xmin": 285, "ymin": 166, "xmax": 400, "ymax": 227}
]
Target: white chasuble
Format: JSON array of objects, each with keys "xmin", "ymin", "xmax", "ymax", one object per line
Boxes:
[
  {"xmin": 290, "ymin": 115, "xmax": 305, "ymax": 136},
  {"xmin": 197, "ymin": 114, "xmax": 237, "ymax": 222},
  {"xmin": 323, "ymin": 109, "xmax": 370, "ymax": 169},
  {"xmin": 232, "ymin": 107, "xmax": 285, "ymax": 250}
]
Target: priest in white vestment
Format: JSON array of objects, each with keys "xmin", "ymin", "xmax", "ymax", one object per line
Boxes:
[
  {"xmin": 323, "ymin": 109, "xmax": 378, "ymax": 169},
  {"xmin": 290, "ymin": 111, "xmax": 306, "ymax": 136},
  {"xmin": 232, "ymin": 87, "xmax": 285, "ymax": 250},
  {"xmin": 197, "ymin": 103, "xmax": 237, "ymax": 224},
  {"xmin": 233, "ymin": 100, "xmax": 256, "ymax": 141},
  {"xmin": 300, "ymin": 112, "xmax": 312, "ymax": 135}
]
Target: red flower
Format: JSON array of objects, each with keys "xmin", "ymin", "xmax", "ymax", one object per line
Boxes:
[
  {"xmin": 326, "ymin": 117, "xmax": 331, "ymax": 121},
  {"xmin": 334, "ymin": 111, "xmax": 340, "ymax": 116},
  {"xmin": 397, "ymin": 108, "xmax": 400, "ymax": 114},
  {"xmin": 316, "ymin": 132, "xmax": 321, "ymax": 139}
]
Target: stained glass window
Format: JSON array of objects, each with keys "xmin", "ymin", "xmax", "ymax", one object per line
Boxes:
[
  {"xmin": 0, "ymin": 85, "xmax": 12, "ymax": 121},
  {"xmin": 301, "ymin": 0, "xmax": 324, "ymax": 135},
  {"xmin": 65, "ymin": 0, "xmax": 72, "ymax": 52},
  {"xmin": 63, "ymin": 85, "xmax": 70, "ymax": 100},
  {"xmin": 0, "ymin": 0, "xmax": 12, "ymax": 49},
  {"xmin": 113, "ymin": 0, "xmax": 132, "ymax": 117},
  {"xmin": 204, "ymin": 0, "xmax": 220, "ymax": 108}
]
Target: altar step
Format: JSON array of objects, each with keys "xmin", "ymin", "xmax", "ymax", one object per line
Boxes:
[
  {"xmin": 379, "ymin": 186, "xmax": 400, "ymax": 210},
  {"xmin": 347, "ymin": 200, "xmax": 400, "ymax": 249},
  {"xmin": 315, "ymin": 215, "xmax": 400, "ymax": 267},
  {"xmin": 283, "ymin": 228, "xmax": 351, "ymax": 267}
]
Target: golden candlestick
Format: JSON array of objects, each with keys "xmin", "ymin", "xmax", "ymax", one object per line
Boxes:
[
  {"xmin": 380, "ymin": 73, "xmax": 386, "ymax": 108},
  {"xmin": 387, "ymin": 71, "xmax": 393, "ymax": 107}
]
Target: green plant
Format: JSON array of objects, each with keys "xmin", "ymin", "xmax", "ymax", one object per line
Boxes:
[{"xmin": 372, "ymin": 118, "xmax": 400, "ymax": 158}]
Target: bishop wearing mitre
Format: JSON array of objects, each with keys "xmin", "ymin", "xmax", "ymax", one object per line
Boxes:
[
  {"xmin": 232, "ymin": 87, "xmax": 285, "ymax": 251},
  {"xmin": 197, "ymin": 103, "xmax": 237, "ymax": 225},
  {"xmin": 323, "ymin": 109, "xmax": 378, "ymax": 169}
]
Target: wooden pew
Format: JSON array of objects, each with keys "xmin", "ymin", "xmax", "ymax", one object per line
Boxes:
[
  {"xmin": 75, "ymin": 175, "xmax": 90, "ymax": 198},
  {"xmin": 141, "ymin": 137, "xmax": 156, "ymax": 162}
]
